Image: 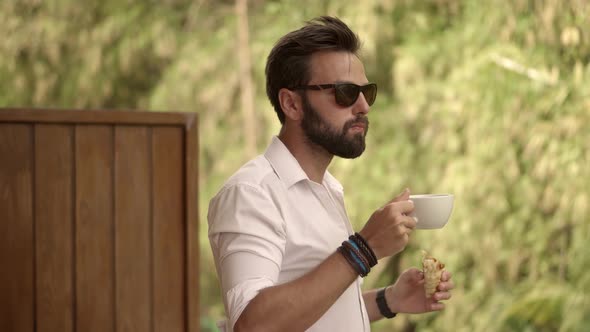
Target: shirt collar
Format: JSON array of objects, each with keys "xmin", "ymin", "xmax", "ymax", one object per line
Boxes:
[
  {"xmin": 264, "ymin": 136, "xmax": 308, "ymax": 188},
  {"xmin": 264, "ymin": 136, "xmax": 343, "ymax": 193}
]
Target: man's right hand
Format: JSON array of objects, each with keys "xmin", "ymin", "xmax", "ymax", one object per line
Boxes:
[{"xmin": 358, "ymin": 188, "xmax": 417, "ymax": 260}]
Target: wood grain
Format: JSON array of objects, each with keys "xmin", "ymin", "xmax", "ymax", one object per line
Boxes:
[
  {"xmin": 0, "ymin": 110, "xmax": 199, "ymax": 332},
  {"xmin": 0, "ymin": 108, "xmax": 194, "ymax": 127},
  {"xmin": 0, "ymin": 124, "xmax": 35, "ymax": 332},
  {"xmin": 75, "ymin": 125, "xmax": 115, "ymax": 332},
  {"xmin": 185, "ymin": 116, "xmax": 200, "ymax": 332},
  {"xmin": 152, "ymin": 127, "xmax": 185, "ymax": 332},
  {"xmin": 114, "ymin": 126, "xmax": 151, "ymax": 332},
  {"xmin": 35, "ymin": 124, "xmax": 75, "ymax": 332}
]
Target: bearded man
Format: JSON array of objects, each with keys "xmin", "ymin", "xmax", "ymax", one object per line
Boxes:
[{"xmin": 207, "ymin": 16, "xmax": 454, "ymax": 332}]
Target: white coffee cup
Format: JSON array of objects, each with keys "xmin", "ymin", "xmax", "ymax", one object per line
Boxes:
[{"xmin": 410, "ymin": 194, "xmax": 454, "ymax": 229}]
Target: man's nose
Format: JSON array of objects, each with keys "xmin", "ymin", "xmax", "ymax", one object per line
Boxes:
[{"xmin": 353, "ymin": 92, "xmax": 370, "ymax": 115}]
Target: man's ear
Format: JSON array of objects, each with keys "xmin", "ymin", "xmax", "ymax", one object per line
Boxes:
[{"xmin": 278, "ymin": 88, "xmax": 304, "ymax": 121}]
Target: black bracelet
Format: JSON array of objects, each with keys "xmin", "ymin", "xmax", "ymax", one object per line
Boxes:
[
  {"xmin": 352, "ymin": 233, "xmax": 378, "ymax": 266},
  {"xmin": 342, "ymin": 240, "xmax": 370, "ymax": 275},
  {"xmin": 337, "ymin": 245, "xmax": 367, "ymax": 277},
  {"xmin": 376, "ymin": 287, "xmax": 397, "ymax": 319}
]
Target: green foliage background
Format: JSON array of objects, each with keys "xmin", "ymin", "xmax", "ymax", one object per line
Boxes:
[{"xmin": 2, "ymin": 0, "xmax": 588, "ymax": 331}]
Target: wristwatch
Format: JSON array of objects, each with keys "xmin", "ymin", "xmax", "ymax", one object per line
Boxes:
[{"xmin": 376, "ymin": 287, "xmax": 397, "ymax": 319}]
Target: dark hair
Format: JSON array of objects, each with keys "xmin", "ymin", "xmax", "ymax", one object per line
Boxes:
[{"xmin": 265, "ymin": 16, "xmax": 361, "ymax": 124}]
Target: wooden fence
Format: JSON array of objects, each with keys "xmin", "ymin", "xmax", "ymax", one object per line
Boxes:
[{"xmin": 0, "ymin": 108, "xmax": 199, "ymax": 332}]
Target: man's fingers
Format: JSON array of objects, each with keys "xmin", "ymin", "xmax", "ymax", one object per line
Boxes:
[
  {"xmin": 389, "ymin": 188, "xmax": 410, "ymax": 203},
  {"xmin": 386, "ymin": 200, "xmax": 415, "ymax": 216},
  {"xmin": 404, "ymin": 215, "xmax": 417, "ymax": 229},
  {"xmin": 438, "ymin": 280, "xmax": 454, "ymax": 291},
  {"xmin": 441, "ymin": 270, "xmax": 452, "ymax": 281},
  {"xmin": 433, "ymin": 291, "xmax": 452, "ymax": 301},
  {"xmin": 429, "ymin": 302, "xmax": 445, "ymax": 311},
  {"xmin": 400, "ymin": 268, "xmax": 423, "ymax": 283}
]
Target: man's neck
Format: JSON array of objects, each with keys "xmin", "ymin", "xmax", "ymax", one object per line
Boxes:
[{"xmin": 278, "ymin": 129, "xmax": 333, "ymax": 184}]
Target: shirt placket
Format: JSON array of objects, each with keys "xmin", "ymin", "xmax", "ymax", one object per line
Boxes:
[{"xmin": 320, "ymin": 184, "xmax": 370, "ymax": 332}]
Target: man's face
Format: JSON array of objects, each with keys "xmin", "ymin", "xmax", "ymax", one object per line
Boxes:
[
  {"xmin": 301, "ymin": 93, "xmax": 368, "ymax": 158},
  {"xmin": 300, "ymin": 51, "xmax": 371, "ymax": 159}
]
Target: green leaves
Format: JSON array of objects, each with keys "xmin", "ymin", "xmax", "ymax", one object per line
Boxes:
[{"xmin": 1, "ymin": 1, "xmax": 588, "ymax": 331}]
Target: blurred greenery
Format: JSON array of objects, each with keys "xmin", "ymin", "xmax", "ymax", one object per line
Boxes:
[{"xmin": 1, "ymin": 0, "xmax": 588, "ymax": 331}]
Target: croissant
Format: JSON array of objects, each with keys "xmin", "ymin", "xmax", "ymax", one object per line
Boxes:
[{"xmin": 422, "ymin": 251, "xmax": 445, "ymax": 298}]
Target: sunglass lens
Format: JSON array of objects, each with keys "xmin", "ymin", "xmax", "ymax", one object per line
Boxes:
[
  {"xmin": 362, "ymin": 84, "xmax": 377, "ymax": 106},
  {"xmin": 335, "ymin": 84, "xmax": 361, "ymax": 106},
  {"xmin": 335, "ymin": 84, "xmax": 377, "ymax": 107}
]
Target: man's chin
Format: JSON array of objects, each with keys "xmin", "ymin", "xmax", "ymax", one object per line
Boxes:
[
  {"xmin": 334, "ymin": 141, "xmax": 366, "ymax": 159},
  {"xmin": 338, "ymin": 150, "xmax": 364, "ymax": 159}
]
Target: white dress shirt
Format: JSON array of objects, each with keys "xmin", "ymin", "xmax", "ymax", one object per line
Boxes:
[{"xmin": 208, "ymin": 136, "xmax": 370, "ymax": 331}]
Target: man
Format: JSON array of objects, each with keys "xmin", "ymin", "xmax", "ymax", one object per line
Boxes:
[{"xmin": 208, "ymin": 16, "xmax": 454, "ymax": 331}]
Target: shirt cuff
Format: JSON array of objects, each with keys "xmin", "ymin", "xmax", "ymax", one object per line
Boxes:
[{"xmin": 226, "ymin": 277, "xmax": 275, "ymax": 331}]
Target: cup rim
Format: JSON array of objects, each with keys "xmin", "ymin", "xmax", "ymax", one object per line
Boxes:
[{"xmin": 409, "ymin": 194, "xmax": 454, "ymax": 199}]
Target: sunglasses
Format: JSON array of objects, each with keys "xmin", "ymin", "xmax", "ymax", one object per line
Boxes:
[{"xmin": 293, "ymin": 83, "xmax": 378, "ymax": 107}]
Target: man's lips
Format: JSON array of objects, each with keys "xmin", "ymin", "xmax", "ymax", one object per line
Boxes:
[{"xmin": 347, "ymin": 118, "xmax": 369, "ymax": 131}]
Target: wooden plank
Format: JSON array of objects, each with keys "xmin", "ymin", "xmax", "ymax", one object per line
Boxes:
[
  {"xmin": 34, "ymin": 124, "xmax": 74, "ymax": 332},
  {"xmin": 75, "ymin": 125, "xmax": 115, "ymax": 332},
  {"xmin": 0, "ymin": 124, "xmax": 35, "ymax": 332},
  {"xmin": 114, "ymin": 126, "xmax": 151, "ymax": 332},
  {"xmin": 184, "ymin": 116, "xmax": 199, "ymax": 332},
  {"xmin": 0, "ymin": 108, "xmax": 195, "ymax": 127},
  {"xmin": 152, "ymin": 127, "xmax": 185, "ymax": 332}
]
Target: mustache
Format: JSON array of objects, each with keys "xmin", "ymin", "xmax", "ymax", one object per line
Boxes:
[{"xmin": 344, "ymin": 116, "xmax": 369, "ymax": 131}]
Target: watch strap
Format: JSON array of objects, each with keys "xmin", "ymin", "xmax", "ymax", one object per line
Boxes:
[{"xmin": 376, "ymin": 287, "xmax": 397, "ymax": 319}]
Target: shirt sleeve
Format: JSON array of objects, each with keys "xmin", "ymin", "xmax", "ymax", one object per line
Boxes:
[{"xmin": 208, "ymin": 183, "xmax": 287, "ymax": 330}]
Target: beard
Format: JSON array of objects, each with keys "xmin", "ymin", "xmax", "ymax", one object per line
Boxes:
[{"xmin": 301, "ymin": 94, "xmax": 369, "ymax": 159}]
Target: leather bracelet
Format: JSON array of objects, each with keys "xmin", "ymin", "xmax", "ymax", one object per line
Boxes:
[
  {"xmin": 337, "ymin": 246, "xmax": 367, "ymax": 277},
  {"xmin": 352, "ymin": 233, "xmax": 377, "ymax": 266},
  {"xmin": 376, "ymin": 287, "xmax": 397, "ymax": 319},
  {"xmin": 343, "ymin": 240, "xmax": 370, "ymax": 275}
]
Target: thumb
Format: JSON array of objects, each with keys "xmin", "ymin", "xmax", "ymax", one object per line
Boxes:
[
  {"xmin": 390, "ymin": 188, "xmax": 410, "ymax": 203},
  {"xmin": 398, "ymin": 267, "xmax": 424, "ymax": 284},
  {"xmin": 405, "ymin": 267, "xmax": 426, "ymax": 285}
]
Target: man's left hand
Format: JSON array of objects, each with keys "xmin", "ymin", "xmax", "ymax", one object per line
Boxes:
[{"xmin": 386, "ymin": 267, "xmax": 454, "ymax": 313}]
